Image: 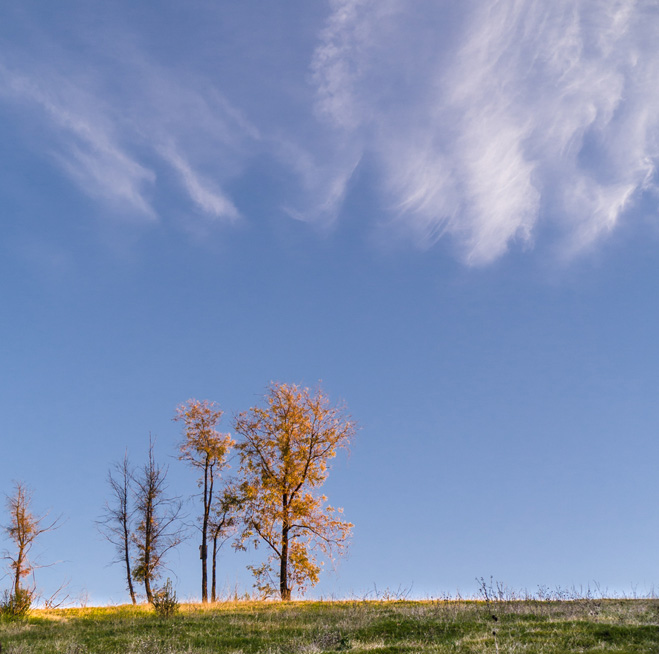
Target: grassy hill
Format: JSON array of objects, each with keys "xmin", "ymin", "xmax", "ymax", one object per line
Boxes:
[{"xmin": 1, "ymin": 599, "xmax": 658, "ymax": 653}]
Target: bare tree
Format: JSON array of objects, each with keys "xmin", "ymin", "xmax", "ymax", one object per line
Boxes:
[
  {"xmin": 97, "ymin": 452, "xmax": 137, "ymax": 604},
  {"xmin": 132, "ymin": 437, "xmax": 184, "ymax": 603},
  {"xmin": 174, "ymin": 399, "xmax": 233, "ymax": 603},
  {"xmin": 3, "ymin": 481, "xmax": 60, "ymax": 601}
]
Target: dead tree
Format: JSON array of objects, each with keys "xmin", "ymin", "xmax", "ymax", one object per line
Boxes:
[
  {"xmin": 132, "ymin": 438, "xmax": 184, "ymax": 603},
  {"xmin": 97, "ymin": 452, "xmax": 137, "ymax": 604}
]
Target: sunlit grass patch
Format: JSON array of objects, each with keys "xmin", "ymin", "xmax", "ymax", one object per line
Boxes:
[{"xmin": 1, "ymin": 599, "xmax": 658, "ymax": 653}]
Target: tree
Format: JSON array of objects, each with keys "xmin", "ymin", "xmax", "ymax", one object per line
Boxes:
[
  {"xmin": 97, "ymin": 452, "xmax": 137, "ymax": 605},
  {"xmin": 209, "ymin": 487, "xmax": 240, "ymax": 602},
  {"xmin": 174, "ymin": 399, "xmax": 234, "ymax": 603},
  {"xmin": 3, "ymin": 482, "xmax": 60, "ymax": 601},
  {"xmin": 234, "ymin": 382, "xmax": 355, "ymax": 600},
  {"xmin": 132, "ymin": 438, "xmax": 184, "ymax": 603}
]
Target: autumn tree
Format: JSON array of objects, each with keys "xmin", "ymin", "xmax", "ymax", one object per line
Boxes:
[
  {"xmin": 97, "ymin": 452, "xmax": 137, "ymax": 604},
  {"xmin": 174, "ymin": 399, "xmax": 233, "ymax": 603},
  {"xmin": 209, "ymin": 487, "xmax": 240, "ymax": 602},
  {"xmin": 234, "ymin": 382, "xmax": 355, "ymax": 600},
  {"xmin": 132, "ymin": 438, "xmax": 184, "ymax": 603},
  {"xmin": 3, "ymin": 482, "xmax": 60, "ymax": 603}
]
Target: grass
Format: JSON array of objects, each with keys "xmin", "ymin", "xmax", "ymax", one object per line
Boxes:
[{"xmin": 1, "ymin": 598, "xmax": 658, "ymax": 653}]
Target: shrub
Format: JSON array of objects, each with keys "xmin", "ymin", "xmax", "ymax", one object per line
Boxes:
[
  {"xmin": 151, "ymin": 579, "xmax": 179, "ymax": 618},
  {"xmin": 0, "ymin": 587, "xmax": 32, "ymax": 618}
]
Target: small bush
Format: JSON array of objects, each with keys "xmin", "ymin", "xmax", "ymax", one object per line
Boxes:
[
  {"xmin": 0, "ymin": 587, "xmax": 32, "ymax": 618},
  {"xmin": 151, "ymin": 579, "xmax": 179, "ymax": 618}
]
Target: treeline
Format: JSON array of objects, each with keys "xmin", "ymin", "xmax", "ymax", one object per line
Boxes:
[{"xmin": 2, "ymin": 382, "xmax": 355, "ymax": 610}]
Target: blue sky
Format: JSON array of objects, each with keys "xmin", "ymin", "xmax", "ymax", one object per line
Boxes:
[{"xmin": 1, "ymin": 0, "xmax": 659, "ymax": 604}]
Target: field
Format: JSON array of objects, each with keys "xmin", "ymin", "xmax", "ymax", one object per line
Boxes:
[{"xmin": 1, "ymin": 599, "xmax": 658, "ymax": 653}]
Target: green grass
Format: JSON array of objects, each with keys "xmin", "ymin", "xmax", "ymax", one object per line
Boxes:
[{"xmin": 1, "ymin": 599, "xmax": 658, "ymax": 653}]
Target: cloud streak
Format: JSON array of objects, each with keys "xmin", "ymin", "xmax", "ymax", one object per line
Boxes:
[
  {"xmin": 0, "ymin": 65, "xmax": 156, "ymax": 217},
  {"xmin": 0, "ymin": 48, "xmax": 257, "ymax": 225},
  {"xmin": 159, "ymin": 144, "xmax": 239, "ymax": 221},
  {"xmin": 311, "ymin": 0, "xmax": 659, "ymax": 263}
]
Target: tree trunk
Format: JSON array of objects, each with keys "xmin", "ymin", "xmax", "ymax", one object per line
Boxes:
[
  {"xmin": 211, "ymin": 534, "xmax": 218, "ymax": 602},
  {"xmin": 122, "ymin": 491, "xmax": 136, "ymax": 605},
  {"xmin": 200, "ymin": 534, "xmax": 207, "ymax": 603},
  {"xmin": 124, "ymin": 535, "xmax": 136, "ymax": 605},
  {"xmin": 14, "ymin": 546, "xmax": 25, "ymax": 597},
  {"xmin": 144, "ymin": 493, "xmax": 153, "ymax": 603},
  {"xmin": 279, "ymin": 533, "xmax": 290, "ymax": 600},
  {"xmin": 144, "ymin": 575, "xmax": 153, "ymax": 603},
  {"xmin": 201, "ymin": 457, "xmax": 213, "ymax": 603},
  {"xmin": 123, "ymin": 462, "xmax": 137, "ymax": 605},
  {"xmin": 280, "ymin": 493, "xmax": 290, "ymax": 601}
]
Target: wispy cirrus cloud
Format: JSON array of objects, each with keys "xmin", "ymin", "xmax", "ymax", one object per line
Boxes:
[
  {"xmin": 0, "ymin": 45, "xmax": 257, "ymax": 225},
  {"xmin": 311, "ymin": 0, "xmax": 659, "ymax": 263},
  {"xmin": 0, "ymin": 64, "xmax": 157, "ymax": 217},
  {"xmin": 159, "ymin": 144, "xmax": 239, "ymax": 222},
  {"xmin": 1, "ymin": 1, "xmax": 657, "ymax": 263}
]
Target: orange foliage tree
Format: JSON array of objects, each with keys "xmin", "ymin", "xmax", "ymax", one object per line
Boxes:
[
  {"xmin": 234, "ymin": 382, "xmax": 355, "ymax": 600},
  {"xmin": 174, "ymin": 399, "xmax": 233, "ymax": 603},
  {"xmin": 4, "ymin": 482, "xmax": 60, "ymax": 601}
]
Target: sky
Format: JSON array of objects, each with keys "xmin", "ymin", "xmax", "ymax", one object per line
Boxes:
[{"xmin": 1, "ymin": 0, "xmax": 659, "ymax": 605}]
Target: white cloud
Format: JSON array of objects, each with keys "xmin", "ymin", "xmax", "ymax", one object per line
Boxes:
[
  {"xmin": 273, "ymin": 135, "xmax": 362, "ymax": 225},
  {"xmin": 311, "ymin": 0, "xmax": 659, "ymax": 263},
  {"xmin": 312, "ymin": 0, "xmax": 393, "ymax": 130},
  {"xmin": 1, "ymin": 2, "xmax": 657, "ymax": 262},
  {"xmin": 0, "ymin": 51, "xmax": 257, "ymax": 225},
  {"xmin": 0, "ymin": 65, "xmax": 156, "ymax": 217},
  {"xmin": 159, "ymin": 144, "xmax": 239, "ymax": 221}
]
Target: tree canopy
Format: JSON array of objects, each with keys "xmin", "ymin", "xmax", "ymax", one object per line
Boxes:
[
  {"xmin": 234, "ymin": 382, "xmax": 355, "ymax": 600},
  {"xmin": 174, "ymin": 399, "xmax": 234, "ymax": 603}
]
